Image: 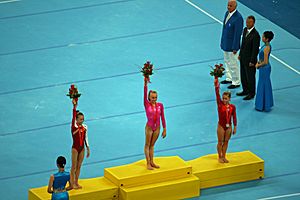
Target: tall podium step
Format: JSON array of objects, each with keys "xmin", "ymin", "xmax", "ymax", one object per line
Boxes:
[
  {"xmin": 187, "ymin": 151, "xmax": 264, "ymax": 189},
  {"xmin": 104, "ymin": 156, "xmax": 192, "ymax": 188},
  {"xmin": 28, "ymin": 177, "xmax": 118, "ymax": 200},
  {"xmin": 119, "ymin": 175, "xmax": 200, "ymax": 200}
]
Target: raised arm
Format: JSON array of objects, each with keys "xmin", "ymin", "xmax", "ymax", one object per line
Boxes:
[
  {"xmin": 214, "ymin": 78, "xmax": 222, "ymax": 105},
  {"xmin": 71, "ymin": 100, "xmax": 81, "ymax": 136},
  {"xmin": 144, "ymin": 79, "xmax": 149, "ymax": 107},
  {"xmin": 72, "ymin": 99, "xmax": 77, "ymax": 129}
]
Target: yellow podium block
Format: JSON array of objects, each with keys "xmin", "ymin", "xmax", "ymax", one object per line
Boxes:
[
  {"xmin": 29, "ymin": 151, "xmax": 264, "ymax": 200},
  {"xmin": 187, "ymin": 151, "xmax": 264, "ymax": 189},
  {"xmin": 104, "ymin": 156, "xmax": 192, "ymax": 188},
  {"xmin": 119, "ymin": 175, "xmax": 200, "ymax": 200},
  {"xmin": 28, "ymin": 177, "xmax": 118, "ymax": 200}
]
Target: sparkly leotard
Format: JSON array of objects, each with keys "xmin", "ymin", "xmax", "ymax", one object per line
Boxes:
[
  {"xmin": 71, "ymin": 105, "xmax": 89, "ymax": 153},
  {"xmin": 215, "ymin": 79, "xmax": 237, "ymax": 129},
  {"xmin": 144, "ymin": 85, "xmax": 166, "ymax": 131}
]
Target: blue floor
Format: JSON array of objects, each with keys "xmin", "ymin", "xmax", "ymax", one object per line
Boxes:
[{"xmin": 0, "ymin": 0, "xmax": 299, "ymax": 199}]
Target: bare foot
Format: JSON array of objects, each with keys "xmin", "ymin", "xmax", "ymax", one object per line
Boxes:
[
  {"xmin": 223, "ymin": 158, "xmax": 229, "ymax": 163},
  {"xmin": 147, "ymin": 164, "xmax": 154, "ymax": 170},
  {"xmin": 151, "ymin": 162, "xmax": 160, "ymax": 169},
  {"xmin": 73, "ymin": 184, "xmax": 79, "ymax": 189},
  {"xmin": 74, "ymin": 183, "xmax": 82, "ymax": 189},
  {"xmin": 218, "ymin": 158, "xmax": 224, "ymax": 163}
]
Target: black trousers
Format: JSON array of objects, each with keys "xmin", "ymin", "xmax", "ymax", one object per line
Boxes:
[{"xmin": 240, "ymin": 59, "xmax": 256, "ymax": 95}]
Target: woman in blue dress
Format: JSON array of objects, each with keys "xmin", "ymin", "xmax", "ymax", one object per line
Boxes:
[
  {"xmin": 47, "ymin": 156, "xmax": 73, "ymax": 200},
  {"xmin": 255, "ymin": 31, "xmax": 274, "ymax": 112}
]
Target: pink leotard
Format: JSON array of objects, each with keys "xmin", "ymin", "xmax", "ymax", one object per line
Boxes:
[{"xmin": 144, "ymin": 85, "xmax": 166, "ymax": 131}]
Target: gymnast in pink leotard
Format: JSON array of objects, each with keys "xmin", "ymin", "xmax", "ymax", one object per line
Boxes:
[
  {"xmin": 214, "ymin": 77, "xmax": 237, "ymax": 163},
  {"xmin": 144, "ymin": 78, "xmax": 166, "ymax": 170}
]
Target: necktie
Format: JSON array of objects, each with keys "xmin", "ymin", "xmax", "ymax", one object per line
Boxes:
[
  {"xmin": 225, "ymin": 13, "xmax": 230, "ymax": 24},
  {"xmin": 225, "ymin": 13, "xmax": 231, "ymax": 24},
  {"xmin": 246, "ymin": 29, "xmax": 250, "ymax": 37}
]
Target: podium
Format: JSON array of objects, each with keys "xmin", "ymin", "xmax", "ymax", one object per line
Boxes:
[
  {"xmin": 28, "ymin": 151, "xmax": 264, "ymax": 200},
  {"xmin": 104, "ymin": 156, "xmax": 200, "ymax": 200},
  {"xmin": 187, "ymin": 151, "xmax": 264, "ymax": 189}
]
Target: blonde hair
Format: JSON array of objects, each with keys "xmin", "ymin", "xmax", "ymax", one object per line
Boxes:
[
  {"xmin": 148, "ymin": 90, "xmax": 158, "ymax": 100},
  {"xmin": 223, "ymin": 91, "xmax": 231, "ymax": 98}
]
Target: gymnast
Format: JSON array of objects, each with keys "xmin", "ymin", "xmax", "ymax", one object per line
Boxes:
[
  {"xmin": 214, "ymin": 77, "xmax": 237, "ymax": 163},
  {"xmin": 70, "ymin": 99, "xmax": 90, "ymax": 189},
  {"xmin": 47, "ymin": 156, "xmax": 72, "ymax": 200},
  {"xmin": 143, "ymin": 77, "xmax": 166, "ymax": 170}
]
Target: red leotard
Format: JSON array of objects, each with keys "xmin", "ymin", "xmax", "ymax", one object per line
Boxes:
[
  {"xmin": 71, "ymin": 105, "xmax": 89, "ymax": 153},
  {"xmin": 215, "ymin": 79, "xmax": 237, "ymax": 130}
]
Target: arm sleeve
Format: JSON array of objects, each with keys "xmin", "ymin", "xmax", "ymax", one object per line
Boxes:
[
  {"xmin": 84, "ymin": 125, "xmax": 89, "ymax": 147},
  {"xmin": 239, "ymin": 28, "xmax": 247, "ymax": 56},
  {"xmin": 160, "ymin": 104, "xmax": 166, "ymax": 129},
  {"xmin": 71, "ymin": 105, "xmax": 77, "ymax": 130},
  {"xmin": 250, "ymin": 32, "xmax": 260, "ymax": 63},
  {"xmin": 232, "ymin": 16, "xmax": 243, "ymax": 51},
  {"xmin": 144, "ymin": 85, "xmax": 149, "ymax": 107},
  {"xmin": 215, "ymin": 79, "xmax": 222, "ymax": 105},
  {"xmin": 232, "ymin": 105, "xmax": 237, "ymax": 126}
]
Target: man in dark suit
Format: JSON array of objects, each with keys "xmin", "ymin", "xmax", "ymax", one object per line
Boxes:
[
  {"xmin": 220, "ymin": 0, "xmax": 243, "ymax": 89},
  {"xmin": 237, "ymin": 16, "xmax": 260, "ymax": 100}
]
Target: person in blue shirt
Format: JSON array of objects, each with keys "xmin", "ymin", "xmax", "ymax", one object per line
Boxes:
[
  {"xmin": 220, "ymin": 0, "xmax": 244, "ymax": 89},
  {"xmin": 47, "ymin": 156, "xmax": 73, "ymax": 200}
]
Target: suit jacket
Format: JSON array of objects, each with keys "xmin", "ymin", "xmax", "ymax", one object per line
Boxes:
[
  {"xmin": 221, "ymin": 10, "xmax": 243, "ymax": 52},
  {"xmin": 239, "ymin": 27, "xmax": 260, "ymax": 64}
]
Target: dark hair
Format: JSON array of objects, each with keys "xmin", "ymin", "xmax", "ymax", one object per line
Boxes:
[
  {"xmin": 76, "ymin": 110, "xmax": 84, "ymax": 119},
  {"xmin": 247, "ymin": 15, "xmax": 255, "ymax": 23},
  {"xmin": 263, "ymin": 31, "xmax": 274, "ymax": 42},
  {"xmin": 56, "ymin": 156, "xmax": 66, "ymax": 168}
]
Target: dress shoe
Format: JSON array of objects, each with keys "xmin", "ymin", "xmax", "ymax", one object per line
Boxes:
[
  {"xmin": 220, "ymin": 80, "xmax": 232, "ymax": 84},
  {"xmin": 243, "ymin": 94, "xmax": 255, "ymax": 100},
  {"xmin": 227, "ymin": 84, "xmax": 240, "ymax": 89},
  {"xmin": 236, "ymin": 91, "xmax": 248, "ymax": 96}
]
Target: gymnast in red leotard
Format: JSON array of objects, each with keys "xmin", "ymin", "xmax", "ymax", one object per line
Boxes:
[
  {"xmin": 70, "ymin": 99, "xmax": 90, "ymax": 189},
  {"xmin": 214, "ymin": 77, "xmax": 237, "ymax": 163}
]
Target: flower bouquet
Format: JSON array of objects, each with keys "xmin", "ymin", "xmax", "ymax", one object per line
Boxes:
[
  {"xmin": 210, "ymin": 63, "xmax": 225, "ymax": 78},
  {"xmin": 141, "ymin": 61, "xmax": 154, "ymax": 83},
  {"xmin": 67, "ymin": 84, "xmax": 81, "ymax": 103}
]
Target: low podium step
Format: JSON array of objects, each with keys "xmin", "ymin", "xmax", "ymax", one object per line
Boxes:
[
  {"xmin": 28, "ymin": 177, "xmax": 118, "ymax": 200},
  {"xmin": 187, "ymin": 151, "xmax": 264, "ymax": 189}
]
